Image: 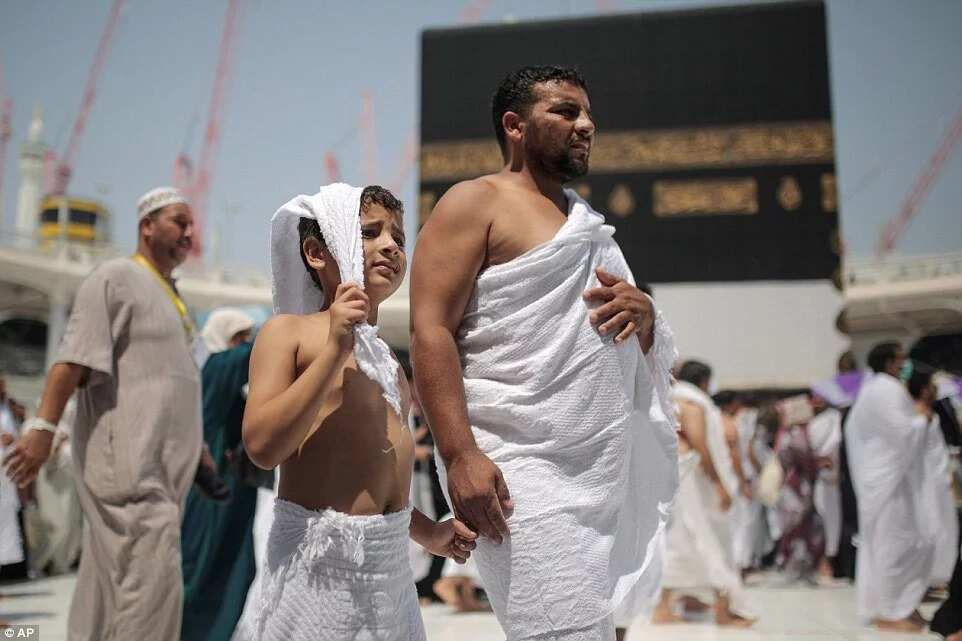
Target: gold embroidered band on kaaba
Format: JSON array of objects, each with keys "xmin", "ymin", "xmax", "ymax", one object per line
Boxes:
[
  {"xmin": 653, "ymin": 178, "xmax": 759, "ymax": 217},
  {"xmin": 420, "ymin": 120, "xmax": 834, "ymax": 182}
]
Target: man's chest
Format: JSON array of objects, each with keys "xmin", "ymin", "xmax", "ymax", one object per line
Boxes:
[{"xmin": 486, "ymin": 203, "xmax": 567, "ymax": 269}]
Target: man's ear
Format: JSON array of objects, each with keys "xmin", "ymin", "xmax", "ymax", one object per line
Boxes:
[
  {"xmin": 302, "ymin": 237, "xmax": 327, "ymax": 272},
  {"xmin": 502, "ymin": 111, "xmax": 525, "ymax": 146},
  {"xmin": 138, "ymin": 215, "xmax": 154, "ymax": 241}
]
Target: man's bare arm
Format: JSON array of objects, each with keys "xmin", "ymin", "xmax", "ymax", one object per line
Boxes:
[
  {"xmin": 411, "ymin": 181, "xmax": 491, "ymax": 466},
  {"xmin": 411, "ymin": 180, "xmax": 512, "ymax": 543},
  {"xmin": 678, "ymin": 401, "xmax": 731, "ymax": 507},
  {"xmin": 3, "ymin": 361, "xmax": 86, "ymax": 486},
  {"xmin": 724, "ymin": 419, "xmax": 751, "ymax": 497}
]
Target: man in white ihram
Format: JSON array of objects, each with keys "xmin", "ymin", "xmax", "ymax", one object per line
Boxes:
[
  {"xmin": 411, "ymin": 65, "xmax": 678, "ymax": 641},
  {"xmin": 845, "ymin": 341, "xmax": 935, "ymax": 633}
]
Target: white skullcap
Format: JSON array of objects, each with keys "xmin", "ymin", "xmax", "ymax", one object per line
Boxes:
[
  {"xmin": 200, "ymin": 308, "xmax": 255, "ymax": 354},
  {"xmin": 137, "ymin": 186, "xmax": 188, "ymax": 219},
  {"xmin": 269, "ymin": 183, "xmax": 400, "ymax": 415}
]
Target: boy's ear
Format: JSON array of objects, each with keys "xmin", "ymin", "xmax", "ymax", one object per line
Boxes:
[{"xmin": 302, "ymin": 237, "xmax": 327, "ymax": 272}]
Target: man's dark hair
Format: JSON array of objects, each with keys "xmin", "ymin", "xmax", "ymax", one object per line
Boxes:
[
  {"xmin": 866, "ymin": 341, "xmax": 901, "ymax": 374},
  {"xmin": 907, "ymin": 370, "xmax": 933, "ymax": 400},
  {"xmin": 491, "ymin": 65, "xmax": 588, "ymax": 158},
  {"xmin": 298, "ymin": 185, "xmax": 404, "ymax": 290},
  {"xmin": 713, "ymin": 390, "xmax": 739, "ymax": 408},
  {"xmin": 677, "ymin": 360, "xmax": 712, "ymax": 388}
]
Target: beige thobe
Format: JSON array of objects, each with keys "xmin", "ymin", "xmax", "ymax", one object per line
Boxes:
[{"xmin": 56, "ymin": 257, "xmax": 202, "ymax": 641}]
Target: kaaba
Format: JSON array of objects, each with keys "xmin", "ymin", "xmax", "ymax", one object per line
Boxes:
[{"xmin": 419, "ymin": 0, "xmax": 839, "ymax": 285}]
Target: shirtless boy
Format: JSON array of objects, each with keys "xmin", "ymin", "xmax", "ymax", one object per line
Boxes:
[{"xmin": 242, "ymin": 184, "xmax": 475, "ymax": 641}]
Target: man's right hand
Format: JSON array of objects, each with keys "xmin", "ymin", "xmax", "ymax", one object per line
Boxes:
[
  {"xmin": 326, "ymin": 283, "xmax": 369, "ymax": 354},
  {"xmin": 3, "ymin": 429, "xmax": 55, "ymax": 487},
  {"xmin": 446, "ymin": 449, "xmax": 513, "ymax": 544}
]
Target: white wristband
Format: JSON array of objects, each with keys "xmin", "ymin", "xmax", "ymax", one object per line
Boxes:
[{"xmin": 24, "ymin": 417, "xmax": 58, "ymax": 434}]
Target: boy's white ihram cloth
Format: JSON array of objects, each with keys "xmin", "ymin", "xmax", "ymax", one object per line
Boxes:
[
  {"xmin": 238, "ymin": 499, "xmax": 425, "ymax": 641},
  {"xmin": 435, "ymin": 190, "xmax": 678, "ymax": 639},
  {"xmin": 270, "ymin": 183, "xmax": 400, "ymax": 415}
]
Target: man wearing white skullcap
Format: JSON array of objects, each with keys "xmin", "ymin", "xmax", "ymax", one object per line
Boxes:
[{"xmin": 4, "ymin": 187, "xmax": 203, "ymax": 641}]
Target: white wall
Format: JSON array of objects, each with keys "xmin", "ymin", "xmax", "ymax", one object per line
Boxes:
[{"xmin": 653, "ymin": 280, "xmax": 849, "ymax": 389}]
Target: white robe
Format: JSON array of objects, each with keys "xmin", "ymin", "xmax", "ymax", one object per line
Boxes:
[
  {"xmin": 845, "ymin": 373, "xmax": 936, "ymax": 622},
  {"xmin": 437, "ymin": 190, "xmax": 678, "ymax": 639},
  {"xmin": 808, "ymin": 408, "xmax": 842, "ymax": 558},
  {"xmin": 918, "ymin": 414, "xmax": 958, "ymax": 585},
  {"xmin": 730, "ymin": 409, "xmax": 760, "ymax": 569},
  {"xmin": 0, "ymin": 399, "xmax": 24, "ymax": 567},
  {"xmin": 662, "ymin": 382, "xmax": 751, "ymax": 615}
]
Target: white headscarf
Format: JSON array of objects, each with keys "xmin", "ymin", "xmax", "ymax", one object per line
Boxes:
[
  {"xmin": 201, "ymin": 308, "xmax": 255, "ymax": 354},
  {"xmin": 269, "ymin": 183, "xmax": 401, "ymax": 415}
]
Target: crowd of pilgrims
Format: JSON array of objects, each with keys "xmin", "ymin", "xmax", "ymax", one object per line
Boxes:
[{"xmin": 1, "ymin": 323, "xmax": 960, "ymax": 638}]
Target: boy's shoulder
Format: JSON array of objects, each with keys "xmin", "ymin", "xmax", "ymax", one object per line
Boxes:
[{"xmin": 258, "ymin": 312, "xmax": 329, "ymax": 344}]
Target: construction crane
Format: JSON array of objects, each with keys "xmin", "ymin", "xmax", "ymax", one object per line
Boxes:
[
  {"xmin": 49, "ymin": 0, "xmax": 125, "ymax": 196},
  {"xmin": 0, "ymin": 55, "xmax": 13, "ymax": 221},
  {"xmin": 324, "ymin": 151, "xmax": 340, "ymax": 182},
  {"xmin": 877, "ymin": 103, "xmax": 962, "ymax": 257},
  {"xmin": 360, "ymin": 91, "xmax": 378, "ymax": 185},
  {"xmin": 174, "ymin": 0, "xmax": 241, "ymax": 257}
]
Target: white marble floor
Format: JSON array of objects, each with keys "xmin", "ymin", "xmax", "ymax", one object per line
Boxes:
[{"xmin": 0, "ymin": 573, "xmax": 945, "ymax": 641}]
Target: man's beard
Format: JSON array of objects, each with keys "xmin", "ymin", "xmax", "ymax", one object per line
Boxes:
[
  {"xmin": 528, "ymin": 134, "xmax": 590, "ymax": 182},
  {"xmin": 536, "ymin": 148, "xmax": 588, "ymax": 183},
  {"xmin": 551, "ymin": 150, "xmax": 589, "ymax": 182}
]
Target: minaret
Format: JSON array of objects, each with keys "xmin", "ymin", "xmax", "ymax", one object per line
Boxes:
[{"xmin": 15, "ymin": 104, "xmax": 47, "ymax": 243}]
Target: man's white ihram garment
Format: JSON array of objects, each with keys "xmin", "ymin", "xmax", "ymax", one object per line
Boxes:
[
  {"xmin": 917, "ymin": 413, "xmax": 958, "ymax": 585},
  {"xmin": 807, "ymin": 408, "xmax": 842, "ymax": 558},
  {"xmin": 731, "ymin": 408, "xmax": 763, "ymax": 569},
  {"xmin": 846, "ymin": 372, "xmax": 936, "ymax": 622},
  {"xmin": 436, "ymin": 190, "xmax": 678, "ymax": 640},
  {"xmin": 236, "ymin": 184, "xmax": 422, "ymax": 641},
  {"xmin": 662, "ymin": 381, "xmax": 751, "ymax": 616}
]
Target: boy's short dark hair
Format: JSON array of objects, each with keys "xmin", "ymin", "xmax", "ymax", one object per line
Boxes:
[
  {"xmin": 491, "ymin": 65, "xmax": 588, "ymax": 158},
  {"xmin": 298, "ymin": 185, "xmax": 404, "ymax": 290}
]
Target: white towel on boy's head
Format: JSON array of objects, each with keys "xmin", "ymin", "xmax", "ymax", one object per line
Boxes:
[
  {"xmin": 269, "ymin": 183, "xmax": 400, "ymax": 415},
  {"xmin": 434, "ymin": 189, "xmax": 679, "ymax": 639}
]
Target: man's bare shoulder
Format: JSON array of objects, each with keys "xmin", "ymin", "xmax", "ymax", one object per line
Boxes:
[
  {"xmin": 678, "ymin": 399, "xmax": 705, "ymax": 419},
  {"xmin": 429, "ymin": 176, "xmax": 503, "ymax": 225}
]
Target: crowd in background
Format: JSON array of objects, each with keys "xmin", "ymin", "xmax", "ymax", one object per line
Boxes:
[{"xmin": 3, "ymin": 335, "xmax": 962, "ymax": 638}]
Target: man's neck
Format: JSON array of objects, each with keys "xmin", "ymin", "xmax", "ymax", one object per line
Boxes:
[
  {"xmin": 136, "ymin": 243, "xmax": 173, "ymax": 278},
  {"xmin": 502, "ymin": 158, "xmax": 567, "ymax": 213}
]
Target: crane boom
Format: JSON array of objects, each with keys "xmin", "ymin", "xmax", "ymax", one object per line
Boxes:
[
  {"xmin": 877, "ymin": 104, "xmax": 962, "ymax": 257},
  {"xmin": 52, "ymin": 0, "xmax": 125, "ymax": 195},
  {"xmin": 181, "ymin": 0, "xmax": 240, "ymax": 257}
]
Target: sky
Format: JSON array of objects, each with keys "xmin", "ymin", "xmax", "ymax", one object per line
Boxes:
[{"xmin": 1, "ymin": 0, "xmax": 961, "ymax": 275}]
